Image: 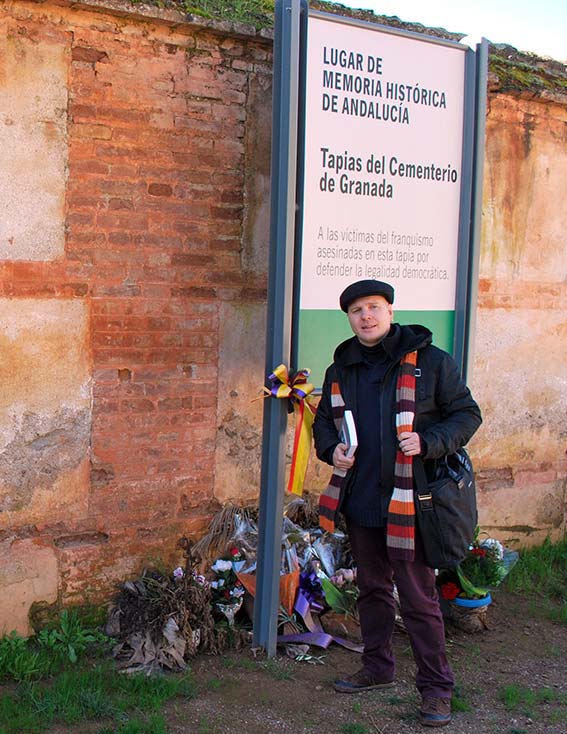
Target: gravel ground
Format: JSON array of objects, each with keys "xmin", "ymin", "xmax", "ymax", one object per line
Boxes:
[{"xmin": 50, "ymin": 590, "xmax": 567, "ymax": 734}]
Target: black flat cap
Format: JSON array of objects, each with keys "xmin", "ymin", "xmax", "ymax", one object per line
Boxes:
[{"xmin": 339, "ymin": 279, "xmax": 395, "ymax": 312}]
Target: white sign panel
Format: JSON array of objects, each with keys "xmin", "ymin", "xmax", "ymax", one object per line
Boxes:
[{"xmin": 300, "ymin": 16, "xmax": 466, "ymax": 312}]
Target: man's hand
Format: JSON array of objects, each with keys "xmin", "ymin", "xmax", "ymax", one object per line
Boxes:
[
  {"xmin": 398, "ymin": 431, "xmax": 421, "ymax": 456},
  {"xmin": 332, "ymin": 443, "xmax": 355, "ymax": 471}
]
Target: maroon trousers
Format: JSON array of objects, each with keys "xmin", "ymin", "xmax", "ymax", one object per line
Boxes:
[{"xmin": 347, "ymin": 521, "xmax": 454, "ymax": 698}]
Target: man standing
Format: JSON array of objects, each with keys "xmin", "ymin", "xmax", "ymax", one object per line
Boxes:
[{"xmin": 313, "ymin": 279, "xmax": 482, "ymax": 727}]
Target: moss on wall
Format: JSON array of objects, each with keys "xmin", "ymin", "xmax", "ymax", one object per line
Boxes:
[{"xmin": 133, "ymin": 0, "xmax": 567, "ymax": 98}]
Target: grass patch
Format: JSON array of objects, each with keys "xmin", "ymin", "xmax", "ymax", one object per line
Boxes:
[
  {"xmin": 220, "ymin": 654, "xmax": 256, "ymax": 672},
  {"xmin": 499, "ymin": 684, "xmax": 567, "ymax": 719},
  {"xmin": 504, "ymin": 535, "xmax": 567, "ymax": 623},
  {"xmin": 452, "ymin": 682, "xmax": 472, "ymax": 712},
  {"xmin": 0, "ymin": 659, "xmax": 196, "ymax": 732},
  {"xmin": 387, "ymin": 695, "xmax": 404, "ymax": 705},
  {"xmin": 505, "ymin": 536, "xmax": 567, "ymax": 600},
  {"xmin": 204, "ymin": 676, "xmax": 224, "ymax": 691},
  {"xmin": 260, "ymin": 658, "xmax": 294, "ymax": 680},
  {"xmin": 340, "ymin": 723, "xmax": 369, "ymax": 734},
  {"xmin": 99, "ymin": 713, "xmax": 168, "ymax": 734}
]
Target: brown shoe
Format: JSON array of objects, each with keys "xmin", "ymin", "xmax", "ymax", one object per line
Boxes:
[
  {"xmin": 334, "ymin": 668, "xmax": 394, "ymax": 693},
  {"xmin": 419, "ymin": 697, "xmax": 452, "ymax": 727}
]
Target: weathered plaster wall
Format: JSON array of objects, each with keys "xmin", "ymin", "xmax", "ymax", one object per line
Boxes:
[
  {"xmin": 0, "ymin": 299, "xmax": 90, "ymax": 634},
  {"xmin": 470, "ymin": 94, "xmax": 567, "ymax": 545},
  {"xmin": 0, "ymin": 299, "xmax": 91, "ymax": 525},
  {"xmin": 0, "ymin": 33, "xmax": 68, "ymax": 260}
]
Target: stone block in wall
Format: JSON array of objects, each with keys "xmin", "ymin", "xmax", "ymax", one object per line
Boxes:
[
  {"xmin": 215, "ymin": 302, "xmax": 265, "ymax": 504},
  {"xmin": 0, "ymin": 33, "xmax": 68, "ymax": 260},
  {"xmin": 242, "ymin": 69, "xmax": 272, "ymax": 276},
  {"xmin": 0, "ymin": 540, "xmax": 58, "ymax": 636},
  {"xmin": 481, "ymin": 96, "xmax": 567, "ymax": 283},
  {"xmin": 477, "ymin": 474, "xmax": 565, "ymax": 547},
  {"xmin": 0, "ymin": 299, "xmax": 92, "ymax": 529},
  {"xmin": 470, "ymin": 308, "xmax": 566, "ymax": 469}
]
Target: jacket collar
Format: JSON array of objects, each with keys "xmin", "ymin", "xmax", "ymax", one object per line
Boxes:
[{"xmin": 334, "ymin": 323, "xmax": 432, "ymax": 367}]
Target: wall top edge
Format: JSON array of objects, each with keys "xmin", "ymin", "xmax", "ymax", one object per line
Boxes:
[
  {"xmin": 48, "ymin": 0, "xmax": 274, "ymax": 42},
  {"xmin": 21, "ymin": 0, "xmax": 567, "ymax": 103}
]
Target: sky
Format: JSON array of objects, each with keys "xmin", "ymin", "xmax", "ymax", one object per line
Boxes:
[{"xmin": 337, "ymin": 0, "xmax": 567, "ymax": 61}]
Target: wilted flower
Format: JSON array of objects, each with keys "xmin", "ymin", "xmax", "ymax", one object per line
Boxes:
[{"xmin": 192, "ymin": 573, "xmax": 208, "ymax": 587}]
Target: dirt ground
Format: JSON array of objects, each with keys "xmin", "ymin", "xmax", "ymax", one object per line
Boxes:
[{"xmin": 50, "ymin": 590, "xmax": 567, "ymax": 734}]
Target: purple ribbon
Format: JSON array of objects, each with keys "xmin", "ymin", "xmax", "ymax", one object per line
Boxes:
[
  {"xmin": 299, "ymin": 570, "xmax": 325, "ymax": 613},
  {"xmin": 277, "ymin": 589, "xmax": 363, "ymax": 653}
]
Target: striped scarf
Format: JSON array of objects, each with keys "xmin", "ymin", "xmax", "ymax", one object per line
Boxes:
[
  {"xmin": 319, "ymin": 382, "xmax": 346, "ymax": 533},
  {"xmin": 319, "ymin": 351, "xmax": 418, "ymax": 563},
  {"xmin": 386, "ymin": 350, "xmax": 417, "ymax": 561}
]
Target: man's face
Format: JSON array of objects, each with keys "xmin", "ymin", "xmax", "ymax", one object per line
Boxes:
[{"xmin": 347, "ymin": 295, "xmax": 393, "ymax": 347}]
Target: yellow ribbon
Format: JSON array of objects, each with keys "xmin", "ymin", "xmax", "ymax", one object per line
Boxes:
[{"xmin": 263, "ymin": 364, "xmax": 317, "ymax": 496}]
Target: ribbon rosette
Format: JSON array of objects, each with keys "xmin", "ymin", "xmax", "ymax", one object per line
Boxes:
[{"xmin": 264, "ymin": 364, "xmax": 317, "ymax": 496}]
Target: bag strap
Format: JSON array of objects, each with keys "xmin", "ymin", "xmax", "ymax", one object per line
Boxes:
[{"xmin": 413, "ymin": 455, "xmax": 429, "ymax": 495}]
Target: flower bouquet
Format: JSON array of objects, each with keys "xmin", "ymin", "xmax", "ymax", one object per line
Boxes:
[
  {"xmin": 210, "ymin": 551, "xmax": 246, "ymax": 626},
  {"xmin": 437, "ymin": 529, "xmax": 518, "ymax": 631}
]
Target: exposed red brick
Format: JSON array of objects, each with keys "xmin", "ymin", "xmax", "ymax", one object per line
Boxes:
[
  {"xmin": 148, "ymin": 183, "xmax": 173, "ymax": 197},
  {"xmin": 72, "ymin": 46, "xmax": 109, "ymax": 63}
]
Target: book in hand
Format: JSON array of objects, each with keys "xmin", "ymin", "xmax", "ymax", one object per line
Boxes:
[{"xmin": 339, "ymin": 409, "xmax": 358, "ymax": 458}]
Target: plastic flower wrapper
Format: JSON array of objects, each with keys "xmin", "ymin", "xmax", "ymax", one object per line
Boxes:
[
  {"xmin": 215, "ymin": 597, "xmax": 243, "ymax": 627},
  {"xmin": 230, "ymin": 513, "xmax": 259, "ymax": 560},
  {"xmin": 229, "ymin": 546, "xmax": 246, "ymax": 573},
  {"xmin": 282, "ymin": 517, "xmax": 311, "ymax": 572},
  {"xmin": 312, "ymin": 530, "xmax": 351, "ymax": 578}
]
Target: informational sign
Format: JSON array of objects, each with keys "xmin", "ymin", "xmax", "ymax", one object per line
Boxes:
[{"xmin": 297, "ymin": 13, "xmax": 470, "ymax": 384}]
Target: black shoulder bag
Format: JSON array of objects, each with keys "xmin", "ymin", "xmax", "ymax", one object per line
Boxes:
[{"xmin": 413, "ymin": 448, "xmax": 477, "ymax": 570}]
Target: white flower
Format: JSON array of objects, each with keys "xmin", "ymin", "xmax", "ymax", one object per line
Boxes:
[
  {"xmin": 231, "ymin": 587, "xmax": 245, "ymax": 597},
  {"xmin": 212, "ymin": 559, "xmax": 233, "ymax": 573},
  {"xmin": 173, "ymin": 567, "xmax": 184, "ymax": 579},
  {"xmin": 481, "ymin": 538, "xmax": 504, "ymax": 559}
]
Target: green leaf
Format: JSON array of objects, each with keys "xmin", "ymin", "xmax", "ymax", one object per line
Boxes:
[
  {"xmin": 456, "ymin": 566, "xmax": 489, "ymax": 599},
  {"xmin": 320, "ymin": 577, "xmax": 355, "ymax": 615}
]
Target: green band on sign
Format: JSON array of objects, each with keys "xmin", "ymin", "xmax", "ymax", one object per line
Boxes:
[{"xmin": 297, "ymin": 309, "xmax": 455, "ymax": 388}]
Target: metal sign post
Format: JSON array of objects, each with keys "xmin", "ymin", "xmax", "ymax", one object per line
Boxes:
[{"xmin": 253, "ymin": 0, "xmax": 303, "ymax": 656}]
